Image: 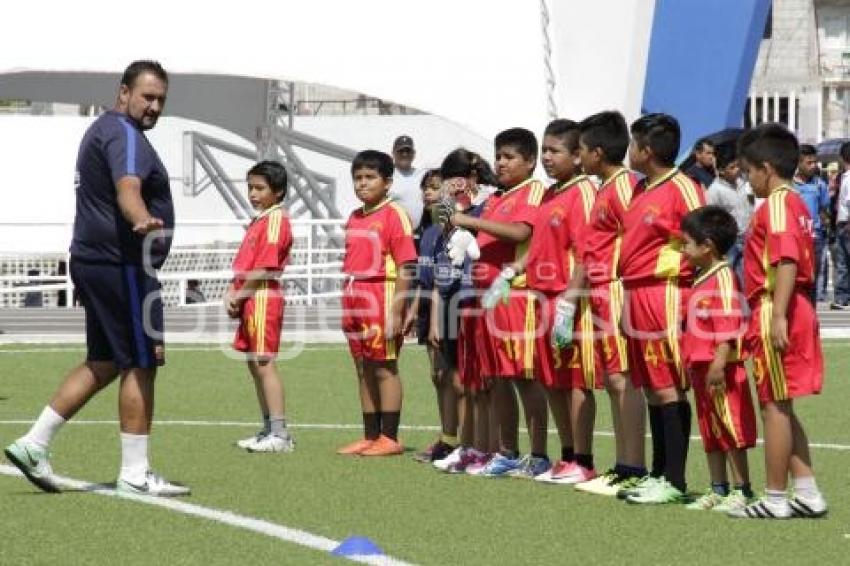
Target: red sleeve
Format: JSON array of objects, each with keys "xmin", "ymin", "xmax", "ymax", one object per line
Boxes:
[
  {"xmin": 570, "ymin": 186, "xmax": 595, "ymax": 263},
  {"xmin": 252, "ymin": 212, "xmax": 292, "ymax": 270},
  {"xmin": 766, "ymin": 201, "xmax": 804, "ymax": 266},
  {"xmin": 388, "ymin": 208, "xmax": 417, "ymax": 265},
  {"xmin": 710, "ymin": 294, "xmax": 744, "ymax": 347}
]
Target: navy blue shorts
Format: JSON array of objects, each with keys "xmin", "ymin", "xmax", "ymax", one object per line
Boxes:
[{"xmin": 70, "ymin": 259, "xmax": 164, "ymax": 369}]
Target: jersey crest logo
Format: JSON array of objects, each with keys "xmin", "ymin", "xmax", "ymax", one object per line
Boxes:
[
  {"xmin": 368, "ymin": 221, "xmax": 384, "ymax": 234},
  {"xmin": 549, "ymin": 206, "xmax": 564, "ymax": 227},
  {"xmin": 499, "ymin": 200, "xmax": 515, "ymax": 215},
  {"xmin": 642, "ymin": 204, "xmax": 662, "ymax": 225}
]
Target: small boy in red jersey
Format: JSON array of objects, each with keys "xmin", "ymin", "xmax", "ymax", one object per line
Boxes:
[
  {"xmin": 730, "ymin": 124, "xmax": 827, "ymax": 519},
  {"xmin": 338, "ymin": 150, "xmax": 417, "ymax": 457},
  {"xmin": 452, "ymin": 128, "xmax": 548, "ymax": 476},
  {"xmin": 680, "ymin": 206, "xmax": 757, "ymax": 513},
  {"xmin": 618, "ymin": 114, "xmax": 706, "ymax": 504},
  {"xmin": 573, "ymin": 111, "xmax": 649, "ymax": 496},
  {"xmin": 507, "ymin": 119, "xmax": 599, "ymax": 482},
  {"xmin": 226, "ymin": 161, "xmax": 295, "ymax": 453}
]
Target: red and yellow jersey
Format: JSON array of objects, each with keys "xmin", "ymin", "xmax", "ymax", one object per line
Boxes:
[
  {"xmin": 619, "ymin": 169, "xmax": 705, "ymax": 285},
  {"xmin": 232, "ymin": 203, "xmax": 293, "ymax": 288},
  {"xmin": 682, "ymin": 262, "xmax": 745, "ymax": 365},
  {"xmin": 583, "ymin": 168, "xmax": 636, "ymax": 285},
  {"xmin": 742, "ymin": 186, "xmax": 815, "ymax": 303},
  {"xmin": 343, "ymin": 199, "xmax": 417, "ymax": 280},
  {"xmin": 525, "ymin": 175, "xmax": 596, "ymax": 293},
  {"xmin": 473, "ymin": 177, "xmax": 545, "ymax": 288}
]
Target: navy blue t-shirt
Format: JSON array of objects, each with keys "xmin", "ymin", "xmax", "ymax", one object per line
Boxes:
[
  {"xmin": 416, "ymin": 224, "xmax": 442, "ymax": 291},
  {"xmin": 70, "ymin": 111, "xmax": 174, "ymax": 268},
  {"xmin": 433, "ymin": 204, "xmax": 483, "ymax": 303}
]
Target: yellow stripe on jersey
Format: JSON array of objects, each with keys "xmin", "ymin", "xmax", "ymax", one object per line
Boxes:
[
  {"xmin": 524, "ymin": 291, "xmax": 536, "ymax": 379},
  {"xmin": 578, "ymin": 181, "xmax": 595, "ymax": 222},
  {"xmin": 579, "ymin": 296, "xmax": 596, "ymax": 388},
  {"xmin": 665, "ymin": 279, "xmax": 686, "ymax": 388},
  {"xmin": 256, "ymin": 281, "xmax": 267, "ymax": 355},
  {"xmin": 389, "ymin": 202, "xmax": 413, "ymax": 236},
  {"xmin": 767, "ymin": 189, "xmax": 788, "ymax": 233},
  {"xmin": 528, "ymin": 180, "xmax": 546, "ymax": 206},
  {"xmin": 672, "ymin": 174, "xmax": 702, "ymax": 212},
  {"xmin": 385, "ymin": 254, "xmax": 398, "ymax": 281},
  {"xmin": 615, "ymin": 174, "xmax": 633, "ymax": 210},
  {"xmin": 717, "ymin": 265, "xmax": 733, "ymax": 313},
  {"xmin": 655, "ymin": 240, "xmax": 683, "ymax": 278},
  {"xmin": 759, "ymin": 295, "xmax": 788, "ymax": 400},
  {"xmin": 385, "ymin": 279, "xmax": 397, "ymax": 360},
  {"xmin": 567, "ymin": 250, "xmax": 576, "ymax": 277},
  {"xmin": 266, "ymin": 209, "xmax": 282, "ymax": 244}
]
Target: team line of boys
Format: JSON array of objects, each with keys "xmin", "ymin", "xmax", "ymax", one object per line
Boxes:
[{"xmin": 329, "ymin": 112, "xmax": 827, "ymax": 520}]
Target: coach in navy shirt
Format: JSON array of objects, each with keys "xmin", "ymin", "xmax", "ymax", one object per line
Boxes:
[{"xmin": 4, "ymin": 61, "xmax": 189, "ymax": 497}]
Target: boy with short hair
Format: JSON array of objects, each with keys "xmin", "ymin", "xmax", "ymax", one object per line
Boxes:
[
  {"xmin": 730, "ymin": 124, "xmax": 827, "ymax": 519},
  {"xmin": 338, "ymin": 150, "xmax": 417, "ymax": 456},
  {"xmin": 572, "ymin": 111, "xmax": 648, "ymax": 496},
  {"xmin": 793, "ymin": 144, "xmax": 830, "ymax": 304},
  {"xmin": 227, "ymin": 161, "xmax": 295, "ymax": 453},
  {"xmin": 618, "ymin": 113, "xmax": 706, "ymax": 504},
  {"xmin": 680, "ymin": 205, "xmax": 756, "ymax": 512},
  {"xmin": 451, "ymin": 128, "xmax": 548, "ymax": 476}
]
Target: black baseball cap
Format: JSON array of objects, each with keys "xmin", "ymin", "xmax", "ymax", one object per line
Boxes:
[{"xmin": 393, "ymin": 135, "xmax": 415, "ymax": 151}]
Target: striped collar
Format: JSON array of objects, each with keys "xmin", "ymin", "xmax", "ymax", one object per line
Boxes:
[
  {"xmin": 644, "ymin": 168, "xmax": 679, "ymax": 191},
  {"xmin": 601, "ymin": 167, "xmax": 628, "ymax": 187},
  {"xmin": 253, "ymin": 203, "xmax": 284, "ymax": 222},
  {"xmin": 554, "ymin": 174, "xmax": 590, "ymax": 194},
  {"xmin": 501, "ymin": 177, "xmax": 536, "ymax": 197},
  {"xmin": 361, "ymin": 198, "xmax": 392, "ymax": 215},
  {"xmin": 694, "ymin": 260, "xmax": 730, "ymax": 287}
]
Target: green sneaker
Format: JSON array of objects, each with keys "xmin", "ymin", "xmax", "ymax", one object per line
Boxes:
[
  {"xmin": 626, "ymin": 478, "xmax": 686, "ymax": 505},
  {"xmin": 4, "ymin": 439, "xmax": 60, "ymax": 493},
  {"xmin": 686, "ymin": 491, "xmax": 725, "ymax": 510},
  {"xmin": 713, "ymin": 490, "xmax": 750, "ymax": 513},
  {"xmin": 616, "ymin": 475, "xmax": 658, "ymax": 500}
]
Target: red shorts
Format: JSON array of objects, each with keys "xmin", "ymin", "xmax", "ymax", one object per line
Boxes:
[
  {"xmin": 476, "ymin": 289, "xmax": 537, "ymax": 379},
  {"xmin": 589, "ymin": 282, "xmax": 629, "ymax": 376},
  {"xmin": 689, "ymin": 362, "xmax": 757, "ymax": 452},
  {"xmin": 457, "ymin": 305, "xmax": 482, "ymax": 390},
  {"xmin": 747, "ymin": 292, "xmax": 824, "ymax": 404},
  {"xmin": 234, "ymin": 283, "xmax": 284, "ymax": 357},
  {"xmin": 534, "ymin": 292, "xmax": 601, "ymax": 390},
  {"xmin": 341, "ymin": 278, "xmax": 402, "ymax": 362},
  {"xmin": 624, "ymin": 281, "xmax": 689, "ymax": 391}
]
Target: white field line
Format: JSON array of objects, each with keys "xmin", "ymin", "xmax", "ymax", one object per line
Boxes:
[
  {"xmin": 0, "ymin": 344, "xmax": 360, "ymax": 354},
  {"xmin": 1, "ymin": 420, "xmax": 849, "ymax": 451},
  {"xmin": 0, "ymin": 464, "xmax": 412, "ymax": 566}
]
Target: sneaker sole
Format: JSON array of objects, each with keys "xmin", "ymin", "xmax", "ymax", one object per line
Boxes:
[
  {"xmin": 4, "ymin": 447, "xmax": 60, "ymax": 494},
  {"xmin": 789, "ymin": 498, "xmax": 829, "ymax": 519},
  {"xmin": 116, "ymin": 482, "xmax": 191, "ymax": 498}
]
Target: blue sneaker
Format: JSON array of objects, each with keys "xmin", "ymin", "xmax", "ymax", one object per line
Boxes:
[
  {"xmin": 506, "ymin": 455, "xmax": 552, "ymax": 479},
  {"xmin": 481, "ymin": 453, "xmax": 521, "ymax": 477}
]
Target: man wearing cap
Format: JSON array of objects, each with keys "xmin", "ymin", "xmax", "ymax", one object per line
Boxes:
[{"xmin": 390, "ymin": 135, "xmax": 425, "ymax": 230}]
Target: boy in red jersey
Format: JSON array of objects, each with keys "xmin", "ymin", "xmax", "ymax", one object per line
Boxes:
[
  {"xmin": 729, "ymin": 124, "xmax": 827, "ymax": 519},
  {"xmin": 506, "ymin": 119, "xmax": 599, "ymax": 482},
  {"xmin": 338, "ymin": 150, "xmax": 417, "ymax": 457},
  {"xmin": 573, "ymin": 111, "xmax": 649, "ymax": 496},
  {"xmin": 618, "ymin": 114, "xmax": 705, "ymax": 504},
  {"xmin": 680, "ymin": 206, "xmax": 757, "ymax": 513},
  {"xmin": 451, "ymin": 128, "xmax": 548, "ymax": 476},
  {"xmin": 226, "ymin": 161, "xmax": 295, "ymax": 453}
]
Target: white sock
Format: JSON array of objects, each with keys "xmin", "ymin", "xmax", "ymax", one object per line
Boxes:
[
  {"xmin": 119, "ymin": 433, "xmax": 150, "ymax": 484},
  {"xmin": 23, "ymin": 406, "xmax": 66, "ymax": 449},
  {"xmin": 793, "ymin": 476, "xmax": 820, "ymax": 499},
  {"xmin": 765, "ymin": 488, "xmax": 787, "ymax": 506}
]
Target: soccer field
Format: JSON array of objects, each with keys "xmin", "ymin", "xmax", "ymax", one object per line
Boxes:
[{"xmin": 1, "ymin": 342, "xmax": 848, "ymax": 565}]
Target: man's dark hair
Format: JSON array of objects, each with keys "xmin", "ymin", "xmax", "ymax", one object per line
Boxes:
[
  {"xmin": 121, "ymin": 60, "xmax": 168, "ymax": 89},
  {"xmin": 630, "ymin": 113, "xmax": 681, "ymax": 167},
  {"xmin": 440, "ymin": 148, "xmax": 498, "ymax": 186},
  {"xmin": 579, "ymin": 111, "xmax": 629, "ymax": 164},
  {"xmin": 737, "ymin": 123, "xmax": 799, "ymax": 179},
  {"xmin": 715, "ymin": 144, "xmax": 738, "ymax": 170},
  {"xmin": 694, "ymin": 137, "xmax": 715, "ymax": 152},
  {"xmin": 495, "ymin": 127, "xmax": 538, "ymax": 161},
  {"xmin": 840, "ymin": 142, "xmax": 850, "ymax": 163},
  {"xmin": 247, "ymin": 160, "xmax": 288, "ymax": 201},
  {"xmin": 799, "ymin": 144, "xmax": 817, "ymax": 157},
  {"xmin": 543, "ymin": 119, "xmax": 580, "ymax": 152},
  {"xmin": 681, "ymin": 205, "xmax": 738, "ymax": 255},
  {"xmin": 351, "ymin": 149, "xmax": 394, "ymax": 179}
]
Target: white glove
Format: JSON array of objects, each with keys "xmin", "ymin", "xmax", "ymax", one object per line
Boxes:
[
  {"xmin": 482, "ymin": 266, "xmax": 516, "ymax": 309},
  {"xmin": 551, "ymin": 298, "xmax": 576, "ymax": 349},
  {"xmin": 447, "ymin": 229, "xmax": 480, "ymax": 266}
]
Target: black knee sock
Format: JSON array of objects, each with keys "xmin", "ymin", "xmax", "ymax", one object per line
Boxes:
[
  {"xmin": 363, "ymin": 413, "xmax": 380, "ymax": 440},
  {"xmin": 575, "ymin": 453, "xmax": 594, "ymax": 470},
  {"xmin": 380, "ymin": 411, "xmax": 401, "ymax": 441},
  {"xmin": 661, "ymin": 401, "xmax": 690, "ymax": 493},
  {"xmin": 648, "ymin": 405, "xmax": 665, "ymax": 478}
]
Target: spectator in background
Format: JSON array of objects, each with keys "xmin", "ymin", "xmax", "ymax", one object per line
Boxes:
[
  {"xmin": 390, "ymin": 135, "xmax": 425, "ymax": 230},
  {"xmin": 23, "ymin": 269, "xmax": 43, "ymax": 308},
  {"xmin": 686, "ymin": 137, "xmax": 716, "ymax": 189},
  {"xmin": 831, "ymin": 142, "xmax": 850, "ymax": 309},
  {"xmin": 794, "ymin": 144, "xmax": 831, "ymax": 304},
  {"xmin": 706, "ymin": 144, "xmax": 751, "ymax": 283},
  {"xmin": 185, "ymin": 279, "xmax": 206, "ymax": 304}
]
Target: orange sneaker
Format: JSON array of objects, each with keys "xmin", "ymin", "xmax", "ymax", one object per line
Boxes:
[
  {"xmin": 359, "ymin": 435, "xmax": 403, "ymax": 457},
  {"xmin": 336, "ymin": 438, "xmax": 374, "ymax": 455}
]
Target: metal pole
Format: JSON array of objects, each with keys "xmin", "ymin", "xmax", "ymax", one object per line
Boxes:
[{"xmin": 789, "ymin": 90, "xmax": 796, "ymax": 132}]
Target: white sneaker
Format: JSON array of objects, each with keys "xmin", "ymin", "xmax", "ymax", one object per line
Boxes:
[
  {"xmin": 117, "ymin": 471, "xmax": 191, "ymax": 497},
  {"xmin": 4, "ymin": 439, "xmax": 60, "ymax": 493},
  {"xmin": 246, "ymin": 434, "xmax": 294, "ymax": 453},
  {"xmin": 236, "ymin": 431, "xmax": 266, "ymax": 449},
  {"xmin": 789, "ymin": 493, "xmax": 828, "ymax": 518},
  {"xmin": 727, "ymin": 497, "xmax": 792, "ymax": 519},
  {"xmin": 433, "ymin": 446, "xmax": 464, "ymax": 471}
]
